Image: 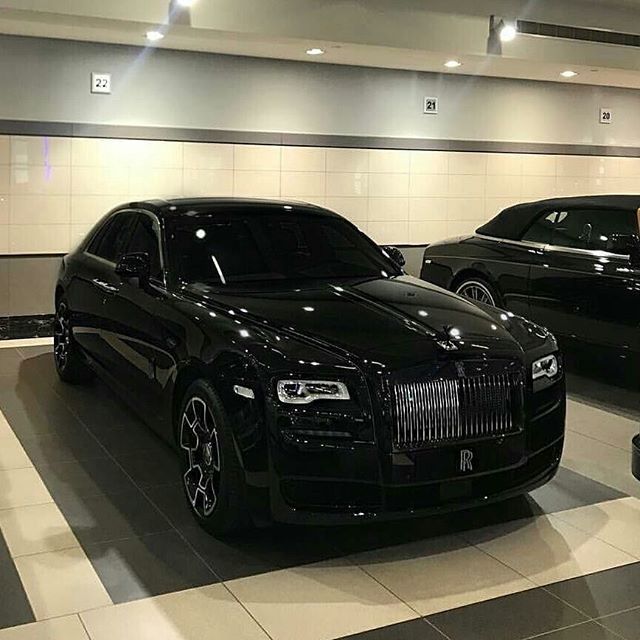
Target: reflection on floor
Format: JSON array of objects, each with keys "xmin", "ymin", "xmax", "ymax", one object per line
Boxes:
[{"xmin": 0, "ymin": 341, "xmax": 638, "ymax": 640}]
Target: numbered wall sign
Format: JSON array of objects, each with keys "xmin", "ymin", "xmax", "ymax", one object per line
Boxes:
[
  {"xmin": 599, "ymin": 108, "xmax": 613, "ymax": 124},
  {"xmin": 423, "ymin": 97, "xmax": 439, "ymax": 114},
  {"xmin": 91, "ymin": 73, "xmax": 112, "ymax": 94}
]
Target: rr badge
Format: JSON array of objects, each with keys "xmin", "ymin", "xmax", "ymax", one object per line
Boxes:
[{"xmin": 459, "ymin": 449, "xmax": 474, "ymax": 473}]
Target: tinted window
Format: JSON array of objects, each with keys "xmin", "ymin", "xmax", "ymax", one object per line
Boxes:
[
  {"xmin": 88, "ymin": 212, "xmax": 137, "ymax": 262},
  {"xmin": 552, "ymin": 209, "xmax": 637, "ymax": 251},
  {"xmin": 167, "ymin": 210, "xmax": 400, "ymax": 286},
  {"xmin": 127, "ymin": 214, "xmax": 163, "ymax": 280},
  {"xmin": 521, "ymin": 212, "xmax": 556, "ymax": 244}
]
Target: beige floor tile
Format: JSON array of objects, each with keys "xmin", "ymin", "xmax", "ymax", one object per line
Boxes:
[
  {"xmin": 227, "ymin": 558, "xmax": 417, "ymax": 640},
  {"xmin": 553, "ymin": 497, "xmax": 640, "ymax": 559},
  {"xmin": 15, "ymin": 546, "xmax": 112, "ymax": 619},
  {"xmin": 463, "ymin": 514, "xmax": 636, "ymax": 586},
  {"xmin": 567, "ymin": 399, "xmax": 638, "ymax": 451},
  {"xmin": 0, "ymin": 615, "xmax": 89, "ymax": 640},
  {"xmin": 0, "ymin": 503, "xmax": 79, "ymax": 557},
  {"xmin": 0, "ymin": 338, "xmax": 53, "ymax": 350},
  {"xmin": 562, "ymin": 431, "xmax": 640, "ymax": 498},
  {"xmin": 0, "ymin": 435, "xmax": 32, "ymax": 470},
  {"xmin": 352, "ymin": 535, "xmax": 535, "ymax": 615},
  {"xmin": 0, "ymin": 411, "xmax": 14, "ymax": 438},
  {"xmin": 0, "ymin": 468, "xmax": 52, "ymax": 510},
  {"xmin": 81, "ymin": 584, "xmax": 268, "ymax": 640}
]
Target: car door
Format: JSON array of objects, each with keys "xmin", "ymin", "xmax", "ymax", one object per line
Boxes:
[
  {"xmin": 526, "ymin": 207, "xmax": 640, "ymax": 353},
  {"xmin": 67, "ymin": 210, "xmax": 138, "ymax": 368},
  {"xmin": 98, "ymin": 211, "xmax": 179, "ymax": 422}
]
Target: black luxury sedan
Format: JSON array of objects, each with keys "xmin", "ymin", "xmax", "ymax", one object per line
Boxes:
[
  {"xmin": 421, "ymin": 195, "xmax": 640, "ymax": 360},
  {"xmin": 54, "ymin": 198, "xmax": 565, "ymax": 534}
]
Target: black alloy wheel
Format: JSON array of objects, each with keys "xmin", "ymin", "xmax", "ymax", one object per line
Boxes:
[
  {"xmin": 53, "ymin": 300, "xmax": 93, "ymax": 383},
  {"xmin": 178, "ymin": 380, "xmax": 250, "ymax": 535}
]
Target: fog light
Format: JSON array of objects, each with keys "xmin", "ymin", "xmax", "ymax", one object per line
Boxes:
[{"xmin": 532, "ymin": 354, "xmax": 558, "ymax": 380}]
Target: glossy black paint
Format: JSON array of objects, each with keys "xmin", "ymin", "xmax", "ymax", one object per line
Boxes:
[
  {"xmin": 421, "ymin": 196, "xmax": 640, "ymax": 358},
  {"xmin": 56, "ymin": 198, "xmax": 565, "ymax": 525}
]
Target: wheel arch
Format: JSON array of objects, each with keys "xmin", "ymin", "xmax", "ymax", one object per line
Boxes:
[{"xmin": 450, "ymin": 265, "xmax": 498, "ymax": 292}]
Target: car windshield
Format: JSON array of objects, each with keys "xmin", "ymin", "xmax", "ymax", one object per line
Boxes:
[{"xmin": 167, "ymin": 208, "xmax": 401, "ymax": 286}]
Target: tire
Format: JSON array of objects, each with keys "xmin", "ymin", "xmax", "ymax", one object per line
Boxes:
[
  {"xmin": 454, "ymin": 276, "xmax": 501, "ymax": 308},
  {"xmin": 177, "ymin": 380, "xmax": 251, "ymax": 536},
  {"xmin": 53, "ymin": 300, "xmax": 94, "ymax": 384}
]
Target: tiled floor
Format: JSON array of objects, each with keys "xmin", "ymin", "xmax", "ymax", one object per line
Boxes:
[{"xmin": 0, "ymin": 342, "xmax": 638, "ymax": 639}]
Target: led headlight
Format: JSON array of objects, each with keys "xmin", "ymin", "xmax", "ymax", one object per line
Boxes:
[
  {"xmin": 276, "ymin": 380, "xmax": 350, "ymax": 405},
  {"xmin": 532, "ymin": 354, "xmax": 558, "ymax": 380}
]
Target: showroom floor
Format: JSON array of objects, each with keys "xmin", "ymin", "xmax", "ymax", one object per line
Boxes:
[{"xmin": 0, "ymin": 341, "xmax": 638, "ymax": 640}]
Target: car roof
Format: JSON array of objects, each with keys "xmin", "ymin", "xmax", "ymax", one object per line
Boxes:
[
  {"xmin": 119, "ymin": 197, "xmax": 341, "ymax": 219},
  {"xmin": 476, "ymin": 195, "xmax": 640, "ymax": 240}
]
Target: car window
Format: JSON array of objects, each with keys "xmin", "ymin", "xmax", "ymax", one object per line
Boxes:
[
  {"xmin": 521, "ymin": 212, "xmax": 557, "ymax": 244},
  {"xmin": 167, "ymin": 210, "xmax": 400, "ymax": 286},
  {"xmin": 551, "ymin": 209, "xmax": 638, "ymax": 251},
  {"xmin": 127, "ymin": 214, "xmax": 163, "ymax": 281},
  {"xmin": 88, "ymin": 212, "xmax": 137, "ymax": 263}
]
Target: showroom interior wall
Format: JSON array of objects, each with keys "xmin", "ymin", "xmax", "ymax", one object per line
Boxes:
[{"xmin": 2, "ymin": 33, "xmax": 640, "ymax": 325}]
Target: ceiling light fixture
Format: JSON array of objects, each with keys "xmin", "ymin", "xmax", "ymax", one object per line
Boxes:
[
  {"xmin": 146, "ymin": 30, "xmax": 165, "ymax": 42},
  {"xmin": 560, "ymin": 70, "xmax": 578, "ymax": 78},
  {"xmin": 177, "ymin": 0, "xmax": 196, "ymax": 5},
  {"xmin": 499, "ymin": 23, "xmax": 517, "ymax": 42},
  {"xmin": 306, "ymin": 47, "xmax": 325, "ymax": 56},
  {"xmin": 444, "ymin": 59, "xmax": 462, "ymax": 68}
]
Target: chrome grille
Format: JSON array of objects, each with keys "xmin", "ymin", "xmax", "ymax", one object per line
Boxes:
[{"xmin": 392, "ymin": 372, "xmax": 522, "ymax": 450}]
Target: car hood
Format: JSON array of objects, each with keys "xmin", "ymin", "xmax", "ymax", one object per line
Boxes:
[{"xmin": 188, "ymin": 275, "xmax": 525, "ymax": 369}]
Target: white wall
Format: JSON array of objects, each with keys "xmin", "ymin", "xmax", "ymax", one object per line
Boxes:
[{"xmin": 2, "ymin": 134, "xmax": 640, "ymax": 255}]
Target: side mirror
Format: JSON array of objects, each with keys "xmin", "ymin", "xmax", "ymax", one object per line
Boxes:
[
  {"xmin": 606, "ymin": 234, "xmax": 640, "ymax": 263},
  {"xmin": 382, "ymin": 245, "xmax": 406, "ymax": 268},
  {"xmin": 115, "ymin": 252, "xmax": 150, "ymax": 282}
]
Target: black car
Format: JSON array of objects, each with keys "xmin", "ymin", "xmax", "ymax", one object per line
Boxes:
[
  {"xmin": 54, "ymin": 198, "xmax": 565, "ymax": 535},
  {"xmin": 420, "ymin": 195, "xmax": 640, "ymax": 360}
]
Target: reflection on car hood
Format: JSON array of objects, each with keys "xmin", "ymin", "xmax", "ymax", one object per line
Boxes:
[{"xmin": 189, "ymin": 275, "xmax": 524, "ymax": 368}]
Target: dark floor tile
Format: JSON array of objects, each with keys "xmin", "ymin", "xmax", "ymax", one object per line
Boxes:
[
  {"xmin": 0, "ymin": 531, "xmax": 35, "ymax": 630},
  {"xmin": 535, "ymin": 621, "xmax": 626, "ymax": 640},
  {"xmin": 85, "ymin": 530, "xmax": 217, "ymax": 604},
  {"xmin": 338, "ymin": 619, "xmax": 445, "ymax": 639},
  {"xmin": 115, "ymin": 444, "xmax": 181, "ymax": 489},
  {"xmin": 528, "ymin": 467, "xmax": 625, "ymax": 514},
  {"xmin": 0, "ymin": 349, "xmax": 25, "ymax": 376},
  {"xmin": 598, "ymin": 607, "xmax": 640, "ymax": 640},
  {"xmin": 19, "ymin": 429, "xmax": 107, "ymax": 465},
  {"xmin": 144, "ymin": 483, "xmax": 195, "ymax": 529},
  {"xmin": 37, "ymin": 456, "xmax": 139, "ymax": 501},
  {"xmin": 545, "ymin": 562, "xmax": 640, "ymax": 618},
  {"xmin": 428, "ymin": 588, "xmax": 587, "ymax": 640},
  {"xmin": 179, "ymin": 523, "xmax": 341, "ymax": 581},
  {"xmin": 55, "ymin": 488, "xmax": 172, "ymax": 545}
]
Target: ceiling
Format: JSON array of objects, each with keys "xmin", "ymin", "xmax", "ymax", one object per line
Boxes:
[{"xmin": 2, "ymin": 0, "xmax": 640, "ymax": 89}]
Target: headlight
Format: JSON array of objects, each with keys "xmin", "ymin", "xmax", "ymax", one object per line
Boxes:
[
  {"xmin": 532, "ymin": 354, "xmax": 558, "ymax": 380},
  {"xmin": 276, "ymin": 380, "xmax": 350, "ymax": 405}
]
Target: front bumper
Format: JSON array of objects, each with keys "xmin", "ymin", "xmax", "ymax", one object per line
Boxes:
[
  {"xmin": 271, "ymin": 436, "xmax": 563, "ymax": 524},
  {"xmin": 633, "ymin": 434, "xmax": 640, "ymax": 481}
]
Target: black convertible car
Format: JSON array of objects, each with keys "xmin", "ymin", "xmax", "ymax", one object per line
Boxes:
[
  {"xmin": 421, "ymin": 195, "xmax": 640, "ymax": 360},
  {"xmin": 54, "ymin": 198, "xmax": 565, "ymax": 534}
]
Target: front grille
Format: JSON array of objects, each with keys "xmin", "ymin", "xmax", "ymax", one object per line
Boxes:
[{"xmin": 392, "ymin": 372, "xmax": 522, "ymax": 450}]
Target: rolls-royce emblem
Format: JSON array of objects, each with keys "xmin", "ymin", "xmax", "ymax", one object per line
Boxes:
[
  {"xmin": 437, "ymin": 340, "xmax": 458, "ymax": 351},
  {"xmin": 460, "ymin": 449, "xmax": 474, "ymax": 472},
  {"xmin": 455, "ymin": 361, "xmax": 466, "ymax": 377}
]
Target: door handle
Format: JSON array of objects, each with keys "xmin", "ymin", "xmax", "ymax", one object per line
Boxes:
[{"xmin": 92, "ymin": 278, "xmax": 119, "ymax": 295}]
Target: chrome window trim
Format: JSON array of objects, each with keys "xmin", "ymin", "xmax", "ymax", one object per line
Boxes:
[{"xmin": 473, "ymin": 233, "xmax": 629, "ymax": 260}]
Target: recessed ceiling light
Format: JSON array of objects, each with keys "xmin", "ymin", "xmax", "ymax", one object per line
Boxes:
[
  {"xmin": 177, "ymin": 0, "xmax": 196, "ymax": 5},
  {"xmin": 306, "ymin": 47, "xmax": 325, "ymax": 56},
  {"xmin": 499, "ymin": 23, "xmax": 517, "ymax": 42},
  {"xmin": 444, "ymin": 60, "xmax": 462, "ymax": 68},
  {"xmin": 146, "ymin": 30, "xmax": 165, "ymax": 42},
  {"xmin": 560, "ymin": 70, "xmax": 578, "ymax": 78}
]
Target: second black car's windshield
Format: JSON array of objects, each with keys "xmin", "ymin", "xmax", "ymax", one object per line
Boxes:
[{"xmin": 168, "ymin": 210, "xmax": 399, "ymax": 285}]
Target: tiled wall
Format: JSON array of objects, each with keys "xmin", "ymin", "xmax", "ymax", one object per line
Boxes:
[{"xmin": 2, "ymin": 134, "xmax": 640, "ymax": 255}]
